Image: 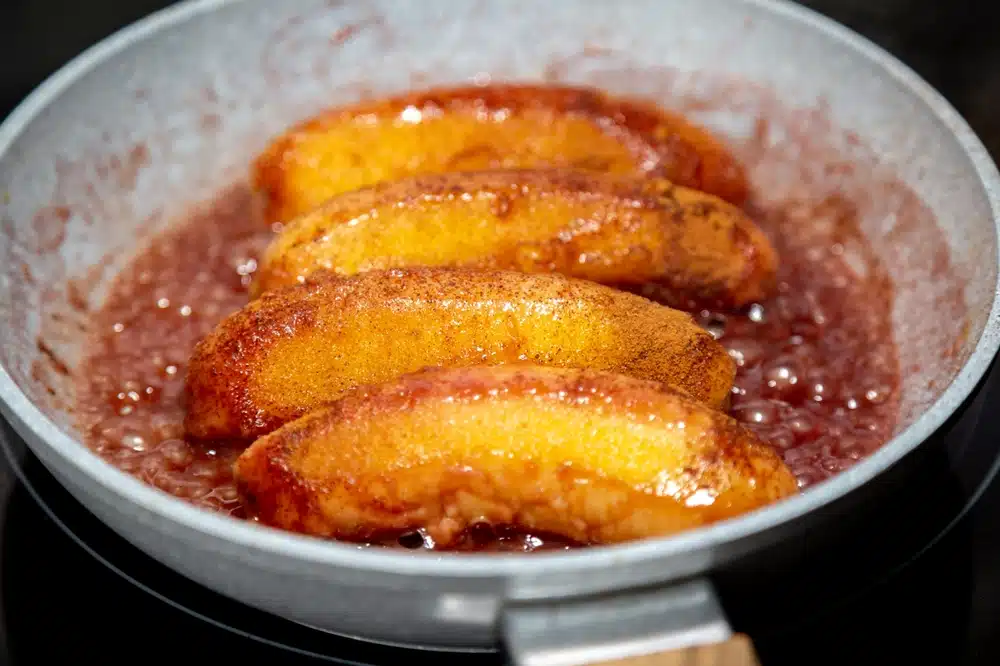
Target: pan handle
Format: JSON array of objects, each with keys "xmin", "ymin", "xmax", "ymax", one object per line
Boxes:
[
  {"xmin": 502, "ymin": 578, "xmax": 760, "ymax": 666},
  {"xmin": 566, "ymin": 635, "xmax": 758, "ymax": 666}
]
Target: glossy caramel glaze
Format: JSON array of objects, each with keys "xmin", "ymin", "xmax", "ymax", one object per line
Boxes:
[
  {"xmin": 235, "ymin": 365, "xmax": 798, "ymax": 546},
  {"xmin": 252, "ymin": 169, "xmax": 777, "ymax": 310},
  {"xmin": 185, "ymin": 267, "xmax": 736, "ymax": 441},
  {"xmin": 252, "ymin": 83, "xmax": 749, "ymax": 224}
]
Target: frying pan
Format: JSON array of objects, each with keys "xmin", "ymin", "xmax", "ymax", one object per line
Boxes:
[{"xmin": 0, "ymin": 0, "xmax": 998, "ymax": 663}]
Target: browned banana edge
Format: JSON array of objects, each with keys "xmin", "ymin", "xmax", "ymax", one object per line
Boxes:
[
  {"xmin": 256, "ymin": 169, "xmax": 776, "ymax": 307},
  {"xmin": 234, "ymin": 365, "xmax": 795, "ymax": 541},
  {"xmin": 251, "ymin": 83, "xmax": 751, "ymax": 218}
]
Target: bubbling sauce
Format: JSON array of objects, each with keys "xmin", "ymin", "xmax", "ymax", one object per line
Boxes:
[{"xmin": 76, "ymin": 180, "xmax": 899, "ymax": 553}]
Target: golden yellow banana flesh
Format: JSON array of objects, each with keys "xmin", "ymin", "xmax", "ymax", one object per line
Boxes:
[
  {"xmin": 252, "ymin": 84, "xmax": 750, "ymax": 224},
  {"xmin": 252, "ymin": 169, "xmax": 777, "ymax": 310},
  {"xmin": 185, "ymin": 268, "xmax": 736, "ymax": 441},
  {"xmin": 234, "ymin": 365, "xmax": 798, "ymax": 546}
]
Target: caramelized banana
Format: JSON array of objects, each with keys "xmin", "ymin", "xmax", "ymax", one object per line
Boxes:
[
  {"xmin": 253, "ymin": 84, "xmax": 749, "ymax": 223},
  {"xmin": 234, "ymin": 365, "xmax": 797, "ymax": 546},
  {"xmin": 185, "ymin": 268, "xmax": 735, "ymax": 440},
  {"xmin": 252, "ymin": 169, "xmax": 776, "ymax": 309}
]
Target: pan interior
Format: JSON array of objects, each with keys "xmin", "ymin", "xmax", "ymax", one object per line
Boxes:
[{"xmin": 0, "ymin": 0, "xmax": 993, "ymax": 517}]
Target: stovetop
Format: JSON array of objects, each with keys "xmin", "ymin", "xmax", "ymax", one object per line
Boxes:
[{"xmin": 2, "ymin": 1, "xmax": 1000, "ymax": 665}]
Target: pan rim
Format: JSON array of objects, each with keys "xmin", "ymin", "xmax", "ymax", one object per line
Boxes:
[{"xmin": 0, "ymin": 0, "xmax": 998, "ymax": 580}]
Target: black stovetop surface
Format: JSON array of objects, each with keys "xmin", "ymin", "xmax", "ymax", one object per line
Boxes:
[{"xmin": 2, "ymin": 1, "xmax": 1000, "ymax": 664}]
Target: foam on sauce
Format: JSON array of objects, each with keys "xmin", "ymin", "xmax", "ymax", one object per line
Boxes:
[{"xmin": 75, "ymin": 158, "xmax": 900, "ymax": 554}]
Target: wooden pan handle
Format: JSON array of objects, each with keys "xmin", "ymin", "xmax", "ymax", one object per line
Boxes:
[{"xmin": 588, "ymin": 634, "xmax": 760, "ymax": 666}]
